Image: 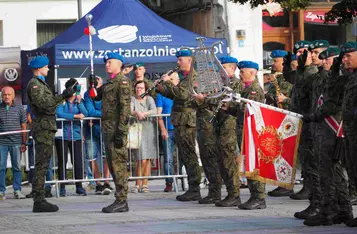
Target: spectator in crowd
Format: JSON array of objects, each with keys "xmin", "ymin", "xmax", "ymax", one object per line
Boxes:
[
  {"xmin": 83, "ymin": 76, "xmax": 113, "ymax": 195},
  {"xmin": 130, "ymin": 80, "xmax": 157, "ymax": 193},
  {"xmin": 25, "ymin": 105, "xmax": 54, "ymax": 198},
  {"xmin": 55, "ymin": 78, "xmax": 88, "ymax": 197},
  {"xmin": 156, "ymin": 72, "xmax": 179, "ymax": 192},
  {"xmin": 0, "ymin": 86, "xmax": 27, "ymax": 200}
]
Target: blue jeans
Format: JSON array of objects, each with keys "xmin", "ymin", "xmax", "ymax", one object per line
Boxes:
[
  {"xmin": 28, "ymin": 142, "xmax": 52, "ymax": 191},
  {"xmin": 85, "ymin": 137, "xmax": 105, "ymax": 186},
  {"xmin": 162, "ymin": 130, "xmax": 175, "ymax": 183},
  {"xmin": 0, "ymin": 145, "xmax": 22, "ymax": 193}
]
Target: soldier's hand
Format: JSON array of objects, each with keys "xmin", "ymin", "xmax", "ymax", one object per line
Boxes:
[
  {"xmin": 298, "ymin": 49, "xmax": 308, "ymax": 70},
  {"xmin": 62, "ymin": 87, "xmax": 75, "ymax": 98},
  {"xmin": 193, "ymin": 93, "xmax": 206, "ymax": 102},
  {"xmin": 161, "ymin": 74, "xmax": 170, "ymax": 82},
  {"xmin": 114, "ymin": 135, "xmax": 125, "ymax": 148},
  {"xmin": 277, "ymin": 93, "xmax": 287, "ymax": 103},
  {"xmin": 331, "ymin": 52, "xmax": 344, "ymax": 74}
]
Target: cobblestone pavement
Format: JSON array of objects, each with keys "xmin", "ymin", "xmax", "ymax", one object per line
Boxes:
[{"xmin": 0, "ymin": 182, "xmax": 356, "ymax": 234}]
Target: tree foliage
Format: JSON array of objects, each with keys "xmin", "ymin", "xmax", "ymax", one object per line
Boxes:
[
  {"xmin": 325, "ymin": 0, "xmax": 357, "ymax": 25},
  {"xmin": 229, "ymin": 0, "xmax": 311, "ymax": 11}
]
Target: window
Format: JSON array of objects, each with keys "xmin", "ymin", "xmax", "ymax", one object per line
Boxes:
[{"xmin": 37, "ymin": 20, "xmax": 75, "ymax": 47}]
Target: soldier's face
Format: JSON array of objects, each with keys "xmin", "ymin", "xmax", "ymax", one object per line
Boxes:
[
  {"xmin": 342, "ymin": 51, "xmax": 357, "ymax": 70},
  {"xmin": 272, "ymin": 58, "xmax": 283, "ymax": 72},
  {"xmin": 38, "ymin": 66, "xmax": 49, "ymax": 77},
  {"xmin": 135, "ymin": 66, "xmax": 146, "ymax": 78},
  {"xmin": 106, "ymin": 59, "xmax": 122, "ymax": 74},
  {"xmin": 322, "ymin": 56, "xmax": 335, "ymax": 71},
  {"xmin": 239, "ymin": 68, "xmax": 254, "ymax": 82},
  {"xmin": 1, "ymin": 88, "xmax": 14, "ymax": 105},
  {"xmin": 222, "ymin": 63, "xmax": 236, "ymax": 77},
  {"xmin": 177, "ymin": 57, "xmax": 192, "ymax": 72},
  {"xmin": 135, "ymin": 82, "xmax": 146, "ymax": 96},
  {"xmin": 311, "ymin": 48, "xmax": 326, "ymax": 66}
]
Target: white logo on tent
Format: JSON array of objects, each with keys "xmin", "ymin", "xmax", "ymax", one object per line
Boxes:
[{"xmin": 98, "ymin": 25, "xmax": 138, "ymax": 43}]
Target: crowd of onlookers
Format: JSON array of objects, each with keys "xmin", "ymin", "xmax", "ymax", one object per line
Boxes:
[{"xmin": 0, "ymin": 64, "xmax": 178, "ymax": 200}]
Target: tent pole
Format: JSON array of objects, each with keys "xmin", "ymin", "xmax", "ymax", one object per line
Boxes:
[
  {"xmin": 77, "ymin": 0, "xmax": 83, "ymax": 20},
  {"xmin": 54, "ymin": 65, "xmax": 59, "ymax": 94}
]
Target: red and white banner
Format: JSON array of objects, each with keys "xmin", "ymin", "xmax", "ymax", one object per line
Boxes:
[{"xmin": 241, "ymin": 102, "xmax": 302, "ymax": 189}]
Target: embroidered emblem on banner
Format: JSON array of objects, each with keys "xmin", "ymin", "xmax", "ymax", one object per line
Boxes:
[
  {"xmin": 257, "ymin": 125, "xmax": 283, "ymax": 164},
  {"xmin": 281, "ymin": 118, "xmax": 296, "ymax": 138},
  {"xmin": 275, "ymin": 158, "xmax": 292, "ymax": 182}
]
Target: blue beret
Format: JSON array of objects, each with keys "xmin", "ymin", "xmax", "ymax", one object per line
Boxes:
[
  {"xmin": 291, "ymin": 54, "xmax": 297, "ymax": 61},
  {"xmin": 29, "ymin": 56, "xmax": 49, "ymax": 69},
  {"xmin": 103, "ymin": 52, "xmax": 124, "ymax": 63},
  {"xmin": 341, "ymin": 42, "xmax": 357, "ymax": 53},
  {"xmin": 238, "ymin": 61, "xmax": 259, "ymax": 70},
  {"xmin": 270, "ymin": 50, "xmax": 288, "ymax": 58},
  {"xmin": 219, "ymin": 56, "xmax": 238, "ymax": 64},
  {"xmin": 309, "ymin": 40, "xmax": 330, "ymax": 50},
  {"xmin": 175, "ymin": 49, "xmax": 192, "ymax": 58},
  {"xmin": 293, "ymin": 40, "xmax": 311, "ymax": 54},
  {"xmin": 319, "ymin": 47, "xmax": 341, "ymax": 60}
]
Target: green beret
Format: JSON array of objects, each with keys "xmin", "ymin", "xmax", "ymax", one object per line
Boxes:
[
  {"xmin": 341, "ymin": 42, "xmax": 357, "ymax": 53},
  {"xmin": 309, "ymin": 40, "xmax": 330, "ymax": 50},
  {"xmin": 135, "ymin": 62, "xmax": 145, "ymax": 69},
  {"xmin": 293, "ymin": 40, "xmax": 311, "ymax": 54},
  {"xmin": 29, "ymin": 56, "xmax": 49, "ymax": 69},
  {"xmin": 318, "ymin": 47, "xmax": 341, "ymax": 60}
]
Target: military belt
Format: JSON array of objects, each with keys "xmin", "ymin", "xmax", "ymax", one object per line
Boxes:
[{"xmin": 172, "ymin": 107, "xmax": 195, "ymax": 113}]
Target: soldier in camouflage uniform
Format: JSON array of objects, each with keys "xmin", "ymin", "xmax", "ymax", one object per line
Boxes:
[
  {"xmin": 157, "ymin": 49, "xmax": 202, "ymax": 201},
  {"xmin": 225, "ymin": 61, "xmax": 266, "ymax": 210},
  {"xmin": 95, "ymin": 52, "xmax": 132, "ymax": 213},
  {"xmin": 195, "ymin": 56, "xmax": 244, "ymax": 206},
  {"xmin": 27, "ymin": 56, "xmax": 75, "ymax": 212},
  {"xmin": 340, "ymin": 42, "xmax": 357, "ymax": 227},
  {"xmin": 132, "ymin": 63, "xmax": 156, "ymax": 99},
  {"xmin": 290, "ymin": 41, "xmax": 320, "ymax": 219},
  {"xmin": 266, "ymin": 50, "xmax": 294, "ymax": 197},
  {"xmin": 303, "ymin": 47, "xmax": 354, "ymax": 226}
]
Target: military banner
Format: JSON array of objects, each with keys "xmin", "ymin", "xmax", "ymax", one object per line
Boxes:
[{"xmin": 241, "ymin": 102, "xmax": 302, "ymax": 189}]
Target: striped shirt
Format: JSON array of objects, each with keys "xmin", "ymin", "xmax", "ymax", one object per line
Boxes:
[{"xmin": 0, "ymin": 103, "xmax": 27, "ymax": 145}]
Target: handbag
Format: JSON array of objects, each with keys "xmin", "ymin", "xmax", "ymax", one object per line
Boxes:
[{"xmin": 127, "ymin": 122, "xmax": 142, "ymax": 149}]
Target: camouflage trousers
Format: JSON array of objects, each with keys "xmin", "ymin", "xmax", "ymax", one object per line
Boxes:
[
  {"xmin": 237, "ymin": 126, "xmax": 265, "ymax": 199},
  {"xmin": 216, "ymin": 115, "xmax": 240, "ymax": 197},
  {"xmin": 344, "ymin": 133, "xmax": 357, "ymax": 198},
  {"xmin": 175, "ymin": 125, "xmax": 202, "ymax": 189},
  {"xmin": 197, "ymin": 115, "xmax": 222, "ymax": 195},
  {"xmin": 103, "ymin": 133, "xmax": 129, "ymax": 201},
  {"xmin": 32, "ymin": 130, "xmax": 55, "ymax": 201},
  {"xmin": 315, "ymin": 123, "xmax": 351, "ymax": 215}
]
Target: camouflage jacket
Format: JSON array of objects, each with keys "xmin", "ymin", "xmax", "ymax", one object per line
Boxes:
[
  {"xmin": 228, "ymin": 78, "xmax": 264, "ymax": 127},
  {"xmin": 266, "ymin": 73, "xmax": 293, "ymax": 110},
  {"xmin": 27, "ymin": 76, "xmax": 65, "ymax": 132},
  {"xmin": 96, "ymin": 73, "xmax": 132, "ymax": 135},
  {"xmin": 158, "ymin": 71, "xmax": 196, "ymax": 127},
  {"xmin": 290, "ymin": 64, "xmax": 318, "ymax": 114}
]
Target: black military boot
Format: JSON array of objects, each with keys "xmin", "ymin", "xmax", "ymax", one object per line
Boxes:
[
  {"xmin": 267, "ymin": 187, "xmax": 294, "ymax": 197},
  {"xmin": 176, "ymin": 187, "xmax": 201, "ymax": 202},
  {"xmin": 289, "ymin": 185, "xmax": 310, "ymax": 200},
  {"xmin": 32, "ymin": 191, "xmax": 59, "ymax": 213},
  {"xmin": 102, "ymin": 200, "xmax": 129, "ymax": 213},
  {"xmin": 303, "ymin": 214, "xmax": 333, "ymax": 226},
  {"xmin": 333, "ymin": 210, "xmax": 354, "ymax": 224},
  {"xmin": 215, "ymin": 195, "xmax": 241, "ymax": 207},
  {"xmin": 198, "ymin": 191, "xmax": 221, "ymax": 204},
  {"xmin": 294, "ymin": 205, "xmax": 320, "ymax": 220},
  {"xmin": 25, "ymin": 190, "xmax": 36, "ymax": 198},
  {"xmin": 346, "ymin": 217, "xmax": 357, "ymax": 227},
  {"xmin": 349, "ymin": 195, "xmax": 357, "ymax": 206},
  {"xmin": 238, "ymin": 197, "xmax": 266, "ymax": 210}
]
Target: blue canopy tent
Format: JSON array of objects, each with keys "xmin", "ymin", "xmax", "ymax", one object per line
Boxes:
[{"xmin": 21, "ymin": 0, "xmax": 228, "ymax": 102}]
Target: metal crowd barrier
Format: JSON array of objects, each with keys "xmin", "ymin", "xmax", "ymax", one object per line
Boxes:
[{"xmin": 25, "ymin": 115, "xmax": 188, "ymax": 197}]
